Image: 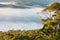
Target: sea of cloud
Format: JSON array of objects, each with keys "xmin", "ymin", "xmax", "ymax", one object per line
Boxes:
[{"xmin": 0, "ymin": 7, "xmax": 45, "ymax": 31}]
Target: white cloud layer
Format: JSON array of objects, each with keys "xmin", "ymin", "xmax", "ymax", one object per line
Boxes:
[
  {"xmin": 0, "ymin": 8, "xmax": 44, "ymax": 22},
  {"xmin": 0, "ymin": 7, "xmax": 44, "ymax": 31}
]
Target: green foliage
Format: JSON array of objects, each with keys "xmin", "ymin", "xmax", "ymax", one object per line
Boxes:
[
  {"xmin": 48, "ymin": 2, "xmax": 60, "ymax": 11},
  {"xmin": 0, "ymin": 29, "xmax": 59, "ymax": 40},
  {"xmin": 0, "ymin": 26, "xmax": 60, "ymax": 40},
  {"xmin": 42, "ymin": 2, "xmax": 60, "ymax": 40},
  {"xmin": 43, "ymin": 2, "xmax": 60, "ymax": 11}
]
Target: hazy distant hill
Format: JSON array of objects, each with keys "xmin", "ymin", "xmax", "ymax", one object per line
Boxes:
[
  {"xmin": 0, "ymin": 4, "xmax": 31, "ymax": 8},
  {"xmin": 0, "ymin": 2, "xmax": 43, "ymax": 8},
  {"xmin": 0, "ymin": 0, "xmax": 60, "ymax": 7}
]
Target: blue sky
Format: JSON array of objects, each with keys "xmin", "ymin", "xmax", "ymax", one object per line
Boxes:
[
  {"xmin": 0, "ymin": 0, "xmax": 60, "ymax": 7},
  {"xmin": 22, "ymin": 0, "xmax": 60, "ymax": 1}
]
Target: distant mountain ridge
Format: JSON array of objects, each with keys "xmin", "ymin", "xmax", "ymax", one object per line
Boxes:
[
  {"xmin": 0, "ymin": 0, "xmax": 60, "ymax": 7},
  {"xmin": 0, "ymin": 2, "xmax": 31, "ymax": 8},
  {"xmin": 0, "ymin": 0, "xmax": 60, "ymax": 8},
  {"xmin": 0, "ymin": 2, "xmax": 43, "ymax": 8}
]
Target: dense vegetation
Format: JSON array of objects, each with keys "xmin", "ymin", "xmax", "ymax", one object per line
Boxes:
[
  {"xmin": 0, "ymin": 28, "xmax": 60, "ymax": 40},
  {"xmin": 0, "ymin": 2, "xmax": 60, "ymax": 40}
]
